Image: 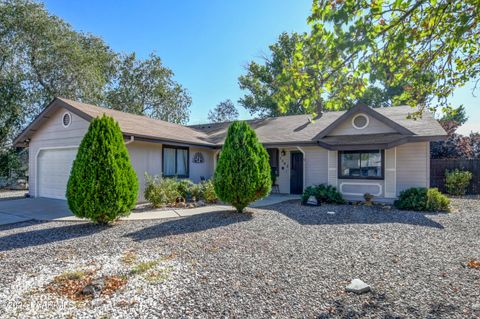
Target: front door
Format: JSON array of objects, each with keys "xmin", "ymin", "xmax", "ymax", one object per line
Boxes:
[{"xmin": 290, "ymin": 151, "xmax": 303, "ymax": 194}]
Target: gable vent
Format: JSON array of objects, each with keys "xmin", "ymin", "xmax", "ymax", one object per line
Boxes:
[
  {"xmin": 352, "ymin": 114, "xmax": 369, "ymax": 129},
  {"xmin": 62, "ymin": 112, "xmax": 72, "ymax": 128}
]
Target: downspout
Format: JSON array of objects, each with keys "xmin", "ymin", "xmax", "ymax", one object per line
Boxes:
[
  {"xmin": 296, "ymin": 146, "xmax": 306, "ymax": 191},
  {"xmin": 125, "ymin": 136, "xmax": 135, "ymax": 145}
]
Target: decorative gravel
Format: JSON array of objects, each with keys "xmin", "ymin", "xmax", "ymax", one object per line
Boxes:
[{"xmin": 0, "ymin": 198, "xmax": 479, "ymax": 318}]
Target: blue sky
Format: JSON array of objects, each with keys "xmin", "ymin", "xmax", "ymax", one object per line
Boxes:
[{"xmin": 42, "ymin": 0, "xmax": 479, "ymax": 134}]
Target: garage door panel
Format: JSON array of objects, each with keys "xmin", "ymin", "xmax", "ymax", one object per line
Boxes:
[{"xmin": 38, "ymin": 148, "xmax": 78, "ymax": 199}]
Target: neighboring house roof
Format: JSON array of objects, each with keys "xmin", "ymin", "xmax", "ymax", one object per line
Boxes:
[{"xmin": 14, "ymin": 97, "xmax": 447, "ymax": 149}]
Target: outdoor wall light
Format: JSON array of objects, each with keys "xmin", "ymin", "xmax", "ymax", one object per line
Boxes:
[{"xmin": 281, "ymin": 149, "xmax": 286, "ymax": 157}]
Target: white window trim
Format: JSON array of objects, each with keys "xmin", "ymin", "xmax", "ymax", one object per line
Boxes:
[
  {"xmin": 62, "ymin": 112, "xmax": 72, "ymax": 128},
  {"xmin": 351, "ymin": 113, "xmax": 369, "ymax": 130},
  {"xmin": 339, "ymin": 182, "xmax": 382, "ymax": 197}
]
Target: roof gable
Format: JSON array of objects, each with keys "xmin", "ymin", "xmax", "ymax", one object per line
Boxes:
[{"xmin": 314, "ymin": 104, "xmax": 414, "ymax": 140}]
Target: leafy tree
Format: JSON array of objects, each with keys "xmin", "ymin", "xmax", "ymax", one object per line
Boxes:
[
  {"xmin": 431, "ymin": 105, "xmax": 472, "ymax": 159},
  {"xmin": 105, "ymin": 53, "xmax": 191, "ymax": 124},
  {"xmin": 273, "ymin": 0, "xmax": 480, "ymax": 117},
  {"xmin": 67, "ymin": 115, "xmax": 138, "ymax": 224},
  {"xmin": 214, "ymin": 121, "xmax": 271, "ymax": 213},
  {"xmin": 238, "ymin": 32, "xmax": 308, "ymax": 118},
  {"xmin": 0, "ymin": 0, "xmax": 192, "ymax": 178},
  {"xmin": 207, "ymin": 99, "xmax": 239, "ymax": 123}
]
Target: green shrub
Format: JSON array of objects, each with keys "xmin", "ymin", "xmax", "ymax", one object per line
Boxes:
[
  {"xmin": 426, "ymin": 188, "xmax": 451, "ymax": 212},
  {"xmin": 66, "ymin": 115, "xmax": 138, "ymax": 224},
  {"xmin": 214, "ymin": 121, "xmax": 271, "ymax": 212},
  {"xmin": 394, "ymin": 187, "xmax": 450, "ymax": 212},
  {"xmin": 190, "ymin": 183, "xmax": 203, "ymax": 201},
  {"xmin": 176, "ymin": 179, "xmax": 194, "ymax": 200},
  {"xmin": 144, "ymin": 175, "xmax": 179, "ymax": 207},
  {"xmin": 445, "ymin": 169, "xmax": 472, "ymax": 196},
  {"xmin": 201, "ymin": 180, "xmax": 218, "ymax": 203},
  {"xmin": 301, "ymin": 184, "xmax": 345, "ymax": 205}
]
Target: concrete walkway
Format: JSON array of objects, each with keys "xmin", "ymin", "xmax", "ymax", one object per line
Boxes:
[
  {"xmin": 249, "ymin": 194, "xmax": 300, "ymax": 208},
  {"xmin": 0, "ymin": 194, "xmax": 300, "ymax": 225}
]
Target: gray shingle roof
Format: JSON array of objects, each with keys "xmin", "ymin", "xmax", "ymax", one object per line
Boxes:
[
  {"xmin": 14, "ymin": 98, "xmax": 447, "ymax": 148},
  {"xmin": 190, "ymin": 105, "xmax": 447, "ymax": 146}
]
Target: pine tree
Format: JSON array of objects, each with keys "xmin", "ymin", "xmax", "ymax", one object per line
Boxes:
[
  {"xmin": 66, "ymin": 115, "xmax": 138, "ymax": 224},
  {"xmin": 214, "ymin": 121, "xmax": 271, "ymax": 212}
]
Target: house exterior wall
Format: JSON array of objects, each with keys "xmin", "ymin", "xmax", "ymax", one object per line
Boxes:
[
  {"xmin": 126, "ymin": 141, "xmax": 163, "ymax": 202},
  {"xmin": 28, "ymin": 108, "xmax": 90, "ymax": 197},
  {"xmin": 189, "ymin": 148, "xmax": 215, "ymax": 183},
  {"xmin": 127, "ymin": 144, "xmax": 215, "ymax": 202},
  {"xmin": 328, "ymin": 112, "xmax": 396, "ymax": 136},
  {"xmin": 396, "ymin": 142, "xmax": 430, "ymax": 194}
]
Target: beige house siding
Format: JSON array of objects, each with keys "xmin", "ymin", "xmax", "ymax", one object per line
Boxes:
[
  {"xmin": 126, "ymin": 141, "xmax": 163, "ymax": 202},
  {"xmin": 396, "ymin": 142, "xmax": 430, "ymax": 194},
  {"xmin": 28, "ymin": 108, "xmax": 90, "ymax": 197},
  {"xmin": 328, "ymin": 112, "xmax": 396, "ymax": 136},
  {"xmin": 189, "ymin": 148, "xmax": 215, "ymax": 183},
  {"xmin": 272, "ymin": 146, "xmax": 328, "ymax": 194}
]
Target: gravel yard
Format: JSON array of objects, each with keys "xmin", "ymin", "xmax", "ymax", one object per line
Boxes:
[{"xmin": 0, "ymin": 198, "xmax": 479, "ymax": 318}]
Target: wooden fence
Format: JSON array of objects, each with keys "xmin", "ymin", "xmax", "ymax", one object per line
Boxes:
[{"xmin": 430, "ymin": 159, "xmax": 480, "ymax": 194}]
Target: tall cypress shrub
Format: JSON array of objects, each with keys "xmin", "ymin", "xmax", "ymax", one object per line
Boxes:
[
  {"xmin": 214, "ymin": 121, "xmax": 271, "ymax": 213},
  {"xmin": 66, "ymin": 115, "xmax": 138, "ymax": 224}
]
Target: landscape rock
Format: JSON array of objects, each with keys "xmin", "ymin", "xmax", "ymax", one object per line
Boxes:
[
  {"xmin": 346, "ymin": 278, "xmax": 371, "ymax": 294},
  {"xmin": 306, "ymin": 196, "xmax": 318, "ymax": 206},
  {"xmin": 80, "ymin": 278, "xmax": 105, "ymax": 298}
]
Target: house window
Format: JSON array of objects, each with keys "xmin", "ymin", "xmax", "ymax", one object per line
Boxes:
[
  {"xmin": 266, "ymin": 148, "xmax": 279, "ymax": 176},
  {"xmin": 338, "ymin": 150, "xmax": 384, "ymax": 179},
  {"xmin": 163, "ymin": 146, "xmax": 189, "ymax": 178}
]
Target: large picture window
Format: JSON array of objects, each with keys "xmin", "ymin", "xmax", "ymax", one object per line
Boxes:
[
  {"xmin": 266, "ymin": 148, "xmax": 279, "ymax": 176},
  {"xmin": 338, "ymin": 150, "xmax": 384, "ymax": 179},
  {"xmin": 163, "ymin": 146, "xmax": 189, "ymax": 178}
]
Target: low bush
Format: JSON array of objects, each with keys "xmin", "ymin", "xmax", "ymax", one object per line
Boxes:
[
  {"xmin": 176, "ymin": 179, "xmax": 194, "ymax": 200},
  {"xmin": 445, "ymin": 169, "xmax": 472, "ymax": 196},
  {"xmin": 144, "ymin": 175, "xmax": 218, "ymax": 206},
  {"xmin": 202, "ymin": 180, "xmax": 218, "ymax": 203},
  {"xmin": 144, "ymin": 175, "xmax": 179, "ymax": 207},
  {"xmin": 301, "ymin": 184, "xmax": 345, "ymax": 205},
  {"xmin": 394, "ymin": 187, "xmax": 450, "ymax": 212}
]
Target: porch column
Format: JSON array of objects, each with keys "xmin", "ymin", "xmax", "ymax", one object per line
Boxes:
[
  {"xmin": 384, "ymin": 147, "xmax": 397, "ymax": 198},
  {"xmin": 328, "ymin": 150, "xmax": 338, "ymax": 188}
]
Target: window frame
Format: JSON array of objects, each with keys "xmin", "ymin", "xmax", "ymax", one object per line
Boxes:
[
  {"xmin": 162, "ymin": 145, "xmax": 190, "ymax": 178},
  {"xmin": 337, "ymin": 150, "xmax": 385, "ymax": 180}
]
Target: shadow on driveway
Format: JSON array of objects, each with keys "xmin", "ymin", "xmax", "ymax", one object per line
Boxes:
[
  {"xmin": 125, "ymin": 211, "xmax": 252, "ymax": 242},
  {"xmin": 267, "ymin": 201, "xmax": 445, "ymax": 229},
  {"xmin": 0, "ymin": 222, "xmax": 109, "ymax": 252}
]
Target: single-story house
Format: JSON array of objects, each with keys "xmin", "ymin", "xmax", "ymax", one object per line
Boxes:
[{"xmin": 14, "ymin": 97, "xmax": 447, "ymax": 202}]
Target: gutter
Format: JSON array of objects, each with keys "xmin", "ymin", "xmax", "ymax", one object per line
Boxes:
[{"xmin": 125, "ymin": 136, "xmax": 135, "ymax": 145}]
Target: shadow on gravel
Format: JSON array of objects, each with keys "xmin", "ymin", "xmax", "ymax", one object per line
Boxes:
[
  {"xmin": 125, "ymin": 211, "xmax": 252, "ymax": 241},
  {"xmin": 271, "ymin": 202, "xmax": 445, "ymax": 229},
  {"xmin": 0, "ymin": 222, "xmax": 109, "ymax": 252}
]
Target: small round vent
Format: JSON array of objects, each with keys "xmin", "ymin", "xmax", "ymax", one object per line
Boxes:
[
  {"xmin": 62, "ymin": 112, "xmax": 71, "ymax": 127},
  {"xmin": 352, "ymin": 114, "xmax": 369, "ymax": 129}
]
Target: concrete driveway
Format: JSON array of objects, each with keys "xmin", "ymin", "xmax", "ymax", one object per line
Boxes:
[
  {"xmin": 0, "ymin": 194, "xmax": 300, "ymax": 226},
  {"xmin": 0, "ymin": 198, "xmax": 73, "ymax": 225}
]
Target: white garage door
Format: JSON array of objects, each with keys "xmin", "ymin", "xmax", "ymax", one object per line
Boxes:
[{"xmin": 37, "ymin": 148, "xmax": 78, "ymax": 199}]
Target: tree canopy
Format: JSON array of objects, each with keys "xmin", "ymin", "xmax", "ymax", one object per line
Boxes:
[
  {"xmin": 105, "ymin": 53, "xmax": 191, "ymax": 124},
  {"xmin": 272, "ymin": 0, "xmax": 480, "ymax": 117},
  {"xmin": 0, "ymin": 0, "xmax": 192, "ymax": 146},
  {"xmin": 238, "ymin": 32, "xmax": 308, "ymax": 118},
  {"xmin": 207, "ymin": 99, "xmax": 239, "ymax": 123}
]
